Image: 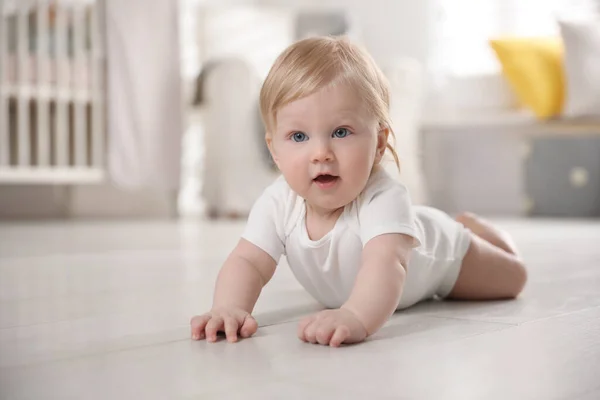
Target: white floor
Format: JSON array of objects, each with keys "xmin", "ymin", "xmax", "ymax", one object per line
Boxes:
[{"xmin": 0, "ymin": 218, "xmax": 599, "ymax": 400}]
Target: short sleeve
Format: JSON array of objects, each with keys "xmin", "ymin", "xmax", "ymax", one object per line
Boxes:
[
  {"xmin": 240, "ymin": 180, "xmax": 287, "ymax": 263},
  {"xmin": 358, "ymin": 174, "xmax": 421, "ymax": 248}
]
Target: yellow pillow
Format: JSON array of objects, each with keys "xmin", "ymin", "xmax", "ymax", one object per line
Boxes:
[{"xmin": 490, "ymin": 37, "xmax": 565, "ymax": 119}]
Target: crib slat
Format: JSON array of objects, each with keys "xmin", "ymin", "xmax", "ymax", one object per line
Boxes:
[
  {"xmin": 90, "ymin": 0, "xmax": 104, "ymax": 168},
  {"xmin": 0, "ymin": 1, "xmax": 8, "ymax": 166},
  {"xmin": 17, "ymin": 2, "xmax": 30, "ymax": 166},
  {"xmin": 36, "ymin": 0, "xmax": 50, "ymax": 166},
  {"xmin": 73, "ymin": 3, "xmax": 86, "ymax": 166},
  {"xmin": 54, "ymin": 2, "xmax": 69, "ymax": 166},
  {"xmin": 0, "ymin": 94, "xmax": 6, "ymax": 166}
]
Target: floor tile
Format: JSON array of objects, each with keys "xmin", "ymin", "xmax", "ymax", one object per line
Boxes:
[
  {"xmin": 0, "ymin": 313, "xmax": 507, "ymax": 400},
  {"xmin": 277, "ymin": 307, "xmax": 600, "ymax": 400},
  {"xmin": 0, "ymin": 218, "xmax": 599, "ymax": 399}
]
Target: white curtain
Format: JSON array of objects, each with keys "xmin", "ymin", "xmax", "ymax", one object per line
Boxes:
[{"xmin": 105, "ymin": 0, "xmax": 183, "ymax": 190}]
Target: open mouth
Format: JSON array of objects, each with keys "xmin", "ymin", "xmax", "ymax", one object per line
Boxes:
[{"xmin": 313, "ymin": 174, "xmax": 339, "ymax": 188}]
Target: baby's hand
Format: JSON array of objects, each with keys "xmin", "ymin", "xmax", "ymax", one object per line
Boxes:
[
  {"xmin": 297, "ymin": 308, "xmax": 368, "ymax": 347},
  {"xmin": 190, "ymin": 307, "xmax": 258, "ymax": 343}
]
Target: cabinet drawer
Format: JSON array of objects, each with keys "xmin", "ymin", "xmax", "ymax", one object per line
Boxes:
[{"xmin": 525, "ymin": 137, "xmax": 600, "ymax": 217}]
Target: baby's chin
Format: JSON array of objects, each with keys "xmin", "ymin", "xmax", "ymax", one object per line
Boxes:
[{"xmin": 304, "ymin": 192, "xmax": 357, "ymax": 213}]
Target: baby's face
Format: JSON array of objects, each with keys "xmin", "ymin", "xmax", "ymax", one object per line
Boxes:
[{"xmin": 267, "ymin": 83, "xmax": 386, "ymax": 213}]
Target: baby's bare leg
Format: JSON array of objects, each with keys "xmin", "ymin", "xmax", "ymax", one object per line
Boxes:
[{"xmin": 447, "ymin": 212, "xmax": 527, "ymax": 300}]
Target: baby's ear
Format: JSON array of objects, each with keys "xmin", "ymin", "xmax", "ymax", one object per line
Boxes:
[
  {"xmin": 265, "ymin": 133, "xmax": 280, "ymax": 166},
  {"xmin": 375, "ymin": 126, "xmax": 389, "ymax": 162},
  {"xmin": 379, "ymin": 125, "xmax": 390, "ymax": 141}
]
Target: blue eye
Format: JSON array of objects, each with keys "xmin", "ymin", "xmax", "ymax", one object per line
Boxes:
[
  {"xmin": 333, "ymin": 128, "xmax": 350, "ymax": 138},
  {"xmin": 292, "ymin": 132, "xmax": 308, "ymax": 142}
]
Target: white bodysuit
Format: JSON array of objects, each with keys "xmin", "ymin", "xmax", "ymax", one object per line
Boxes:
[{"xmin": 241, "ymin": 168, "xmax": 472, "ymax": 310}]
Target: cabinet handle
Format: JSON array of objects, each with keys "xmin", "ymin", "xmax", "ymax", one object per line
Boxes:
[{"xmin": 569, "ymin": 167, "xmax": 589, "ymax": 188}]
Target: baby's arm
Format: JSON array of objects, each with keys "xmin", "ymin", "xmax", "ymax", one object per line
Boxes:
[
  {"xmin": 190, "ymin": 238, "xmax": 277, "ymax": 342},
  {"xmin": 213, "ymin": 238, "xmax": 276, "ymax": 311},
  {"xmin": 297, "ymin": 232, "xmax": 413, "ymax": 346},
  {"xmin": 342, "ymin": 233, "xmax": 413, "ymax": 335}
]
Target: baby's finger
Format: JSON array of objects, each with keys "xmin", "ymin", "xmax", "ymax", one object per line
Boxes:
[
  {"xmin": 240, "ymin": 315, "xmax": 258, "ymax": 338},
  {"xmin": 223, "ymin": 316, "xmax": 239, "ymax": 343},
  {"xmin": 205, "ymin": 316, "xmax": 224, "ymax": 342},
  {"xmin": 297, "ymin": 315, "xmax": 315, "ymax": 342},
  {"xmin": 316, "ymin": 325, "xmax": 335, "ymax": 346},
  {"xmin": 304, "ymin": 320, "xmax": 319, "ymax": 344},
  {"xmin": 190, "ymin": 314, "xmax": 211, "ymax": 340},
  {"xmin": 330, "ymin": 325, "xmax": 350, "ymax": 347}
]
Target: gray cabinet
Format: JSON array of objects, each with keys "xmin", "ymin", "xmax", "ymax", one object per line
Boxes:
[
  {"xmin": 421, "ymin": 117, "xmax": 600, "ymax": 217},
  {"xmin": 525, "ymin": 137, "xmax": 600, "ymax": 217}
]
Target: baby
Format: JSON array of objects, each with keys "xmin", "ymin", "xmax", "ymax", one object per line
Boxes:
[{"xmin": 190, "ymin": 36, "xmax": 527, "ymax": 347}]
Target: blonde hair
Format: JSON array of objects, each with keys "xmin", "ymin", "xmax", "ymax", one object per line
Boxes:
[{"xmin": 259, "ymin": 36, "xmax": 400, "ymax": 170}]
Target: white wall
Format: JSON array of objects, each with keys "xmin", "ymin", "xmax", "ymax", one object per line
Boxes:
[
  {"xmin": 0, "ymin": 185, "xmax": 177, "ymax": 220},
  {"xmin": 348, "ymin": 0, "xmax": 436, "ymax": 69},
  {"xmin": 0, "ymin": 187, "xmax": 69, "ymax": 219},
  {"xmin": 258, "ymin": 0, "xmax": 438, "ymax": 69}
]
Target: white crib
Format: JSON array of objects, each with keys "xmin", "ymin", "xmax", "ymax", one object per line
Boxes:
[{"xmin": 0, "ymin": 0, "xmax": 106, "ymax": 184}]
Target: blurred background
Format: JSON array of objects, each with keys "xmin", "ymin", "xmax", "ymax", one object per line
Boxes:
[{"xmin": 1, "ymin": 0, "xmax": 599, "ymax": 221}]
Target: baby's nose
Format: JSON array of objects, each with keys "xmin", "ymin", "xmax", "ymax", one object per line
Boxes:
[{"xmin": 311, "ymin": 140, "xmax": 334, "ymax": 162}]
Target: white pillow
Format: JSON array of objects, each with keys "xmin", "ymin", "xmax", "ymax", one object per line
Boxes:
[{"xmin": 559, "ymin": 18, "xmax": 600, "ymax": 118}]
